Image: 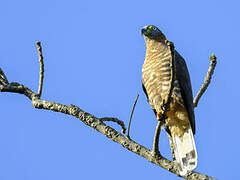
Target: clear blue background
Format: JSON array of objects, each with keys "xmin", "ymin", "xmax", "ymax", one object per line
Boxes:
[{"xmin": 0, "ymin": 0, "xmax": 238, "ymax": 179}]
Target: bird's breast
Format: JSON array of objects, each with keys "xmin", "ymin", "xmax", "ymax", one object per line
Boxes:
[{"xmin": 142, "ymin": 48, "xmax": 183, "ymax": 112}]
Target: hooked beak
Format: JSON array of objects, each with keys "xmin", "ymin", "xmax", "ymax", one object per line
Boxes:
[{"xmin": 141, "ymin": 26, "xmax": 148, "ymax": 36}]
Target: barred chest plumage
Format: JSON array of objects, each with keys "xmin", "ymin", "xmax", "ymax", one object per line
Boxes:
[{"xmin": 142, "ymin": 39, "xmax": 183, "ymax": 112}]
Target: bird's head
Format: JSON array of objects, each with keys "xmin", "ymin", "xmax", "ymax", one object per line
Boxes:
[{"xmin": 141, "ymin": 25, "xmax": 166, "ymax": 42}]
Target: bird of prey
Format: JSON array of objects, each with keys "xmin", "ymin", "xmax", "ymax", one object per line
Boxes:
[{"xmin": 141, "ymin": 25, "xmax": 197, "ymax": 175}]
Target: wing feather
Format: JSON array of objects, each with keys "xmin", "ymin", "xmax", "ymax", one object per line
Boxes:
[{"xmin": 175, "ymin": 51, "xmax": 196, "ymax": 134}]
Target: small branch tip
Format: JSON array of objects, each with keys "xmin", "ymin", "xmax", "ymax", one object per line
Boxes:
[
  {"xmin": 36, "ymin": 41, "xmax": 41, "ymax": 46},
  {"xmin": 209, "ymin": 53, "xmax": 217, "ymax": 61}
]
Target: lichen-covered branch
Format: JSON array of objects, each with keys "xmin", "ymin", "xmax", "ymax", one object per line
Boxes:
[
  {"xmin": 0, "ymin": 42, "xmax": 216, "ymax": 180},
  {"xmin": 99, "ymin": 117, "xmax": 126, "ymax": 134},
  {"xmin": 0, "ymin": 80, "xmax": 216, "ymax": 180},
  {"xmin": 193, "ymin": 53, "xmax": 217, "ymax": 107}
]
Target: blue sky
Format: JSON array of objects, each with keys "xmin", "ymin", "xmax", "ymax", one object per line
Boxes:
[{"xmin": 0, "ymin": 0, "xmax": 239, "ymax": 179}]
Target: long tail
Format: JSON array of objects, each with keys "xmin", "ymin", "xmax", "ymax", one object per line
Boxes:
[{"xmin": 171, "ymin": 127, "xmax": 197, "ymax": 176}]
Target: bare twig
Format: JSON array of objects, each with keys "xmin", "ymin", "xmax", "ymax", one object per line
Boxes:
[
  {"xmin": 0, "ymin": 68, "xmax": 9, "ymax": 85},
  {"xmin": 152, "ymin": 40, "xmax": 175, "ymax": 155},
  {"xmin": 193, "ymin": 53, "xmax": 217, "ymax": 107},
  {"xmin": 127, "ymin": 93, "xmax": 139, "ymax": 139},
  {"xmin": 36, "ymin": 41, "xmax": 44, "ymax": 97},
  {"xmin": 0, "ymin": 42, "xmax": 216, "ymax": 180},
  {"xmin": 99, "ymin": 117, "xmax": 126, "ymax": 134}
]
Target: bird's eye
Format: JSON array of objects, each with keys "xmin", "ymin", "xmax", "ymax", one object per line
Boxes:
[{"xmin": 153, "ymin": 27, "xmax": 156, "ymax": 30}]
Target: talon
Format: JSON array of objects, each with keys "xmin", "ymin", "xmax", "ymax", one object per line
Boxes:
[{"xmin": 151, "ymin": 150, "xmax": 162, "ymax": 159}]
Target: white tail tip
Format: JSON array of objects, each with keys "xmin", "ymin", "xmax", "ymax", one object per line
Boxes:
[{"xmin": 171, "ymin": 127, "xmax": 197, "ymax": 176}]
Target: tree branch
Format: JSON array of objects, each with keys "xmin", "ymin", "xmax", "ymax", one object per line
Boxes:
[
  {"xmin": 0, "ymin": 80, "xmax": 216, "ymax": 180},
  {"xmin": 99, "ymin": 117, "xmax": 126, "ymax": 134},
  {"xmin": 193, "ymin": 53, "xmax": 217, "ymax": 107},
  {"xmin": 0, "ymin": 42, "xmax": 216, "ymax": 180},
  {"xmin": 36, "ymin": 41, "xmax": 44, "ymax": 97}
]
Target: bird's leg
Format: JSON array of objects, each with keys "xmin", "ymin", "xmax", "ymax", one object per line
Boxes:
[{"xmin": 152, "ymin": 120, "xmax": 163, "ymax": 158}]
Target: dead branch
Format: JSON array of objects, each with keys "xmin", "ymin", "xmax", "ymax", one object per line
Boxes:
[
  {"xmin": 36, "ymin": 41, "xmax": 44, "ymax": 97},
  {"xmin": 99, "ymin": 117, "xmax": 126, "ymax": 134},
  {"xmin": 0, "ymin": 42, "xmax": 216, "ymax": 180},
  {"xmin": 193, "ymin": 53, "xmax": 217, "ymax": 107},
  {"xmin": 127, "ymin": 93, "xmax": 139, "ymax": 139}
]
